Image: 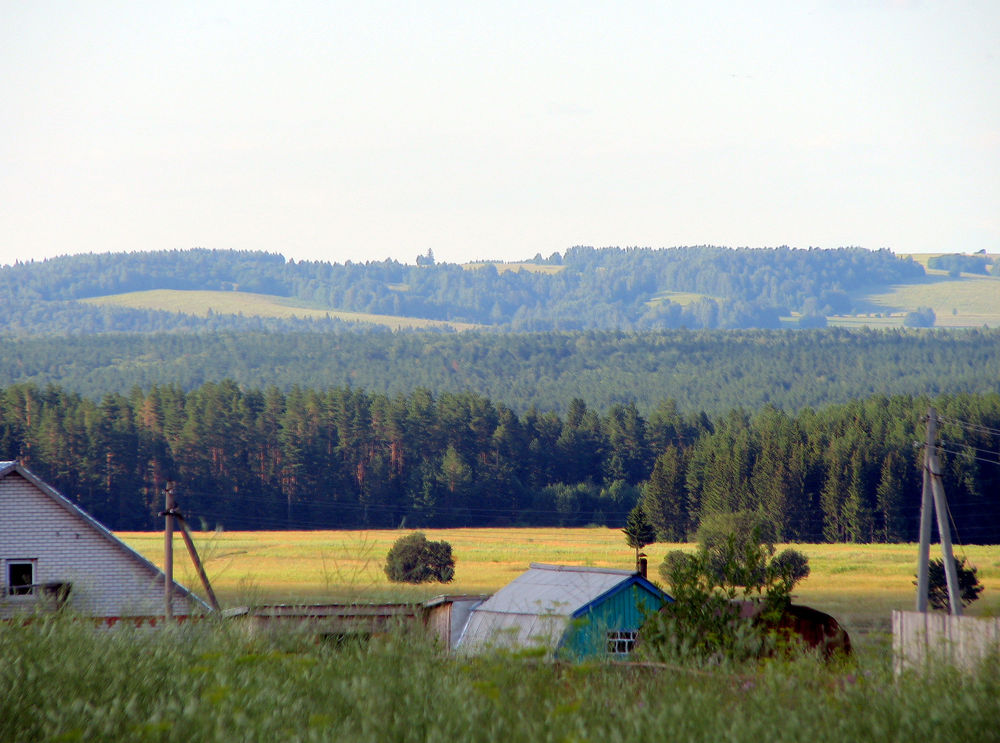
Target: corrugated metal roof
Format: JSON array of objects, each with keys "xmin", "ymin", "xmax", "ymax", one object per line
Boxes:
[{"xmin": 475, "ymin": 563, "xmax": 636, "ymax": 617}]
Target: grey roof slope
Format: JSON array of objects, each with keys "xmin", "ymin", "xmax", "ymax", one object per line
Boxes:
[
  {"xmin": 457, "ymin": 563, "xmax": 658, "ymax": 653},
  {"xmin": 474, "ymin": 563, "xmax": 638, "ymax": 617},
  {"xmin": 0, "ymin": 461, "xmax": 211, "ymax": 613}
]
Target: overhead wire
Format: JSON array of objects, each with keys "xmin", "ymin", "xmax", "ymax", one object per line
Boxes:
[{"xmin": 936, "ymin": 415, "xmax": 1000, "ymax": 437}]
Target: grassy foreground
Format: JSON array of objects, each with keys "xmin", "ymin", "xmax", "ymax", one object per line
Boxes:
[
  {"xmin": 3, "ymin": 611, "xmax": 999, "ymax": 742},
  {"xmin": 6, "ymin": 529, "xmax": 1000, "ymax": 741},
  {"xmin": 118, "ymin": 528, "xmax": 1000, "ymax": 647}
]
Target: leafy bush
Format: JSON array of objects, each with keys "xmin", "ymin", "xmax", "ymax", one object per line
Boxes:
[
  {"xmin": 384, "ymin": 532, "xmax": 455, "ymax": 584},
  {"xmin": 694, "ymin": 510, "xmax": 777, "ymax": 584},
  {"xmin": 903, "ymin": 307, "xmax": 936, "ymax": 327},
  {"xmin": 647, "ymin": 523, "xmax": 811, "ymax": 665},
  {"xmin": 915, "ymin": 556, "xmax": 984, "ymax": 611}
]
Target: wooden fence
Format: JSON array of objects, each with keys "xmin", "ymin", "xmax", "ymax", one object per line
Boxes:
[{"xmin": 893, "ymin": 610, "xmax": 1000, "ymax": 673}]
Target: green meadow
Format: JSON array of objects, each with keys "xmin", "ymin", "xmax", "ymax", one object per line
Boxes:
[
  {"xmin": 119, "ymin": 528, "xmax": 1000, "ymax": 648},
  {"xmin": 82, "ymin": 289, "xmax": 479, "ymax": 331},
  {"xmin": 6, "ymin": 528, "xmax": 999, "ymax": 741}
]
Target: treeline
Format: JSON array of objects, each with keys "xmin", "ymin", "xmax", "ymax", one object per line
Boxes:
[
  {"xmin": 3, "ymin": 328, "xmax": 999, "ymax": 416},
  {"xmin": 3, "ymin": 382, "xmax": 999, "ymax": 543},
  {"xmin": 927, "ymin": 253, "xmax": 996, "ymax": 276},
  {"xmin": 0, "ymin": 246, "xmax": 924, "ymax": 332}
]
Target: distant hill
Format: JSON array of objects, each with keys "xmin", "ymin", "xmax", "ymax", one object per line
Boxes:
[{"xmin": 6, "ymin": 245, "xmax": 987, "ymax": 335}]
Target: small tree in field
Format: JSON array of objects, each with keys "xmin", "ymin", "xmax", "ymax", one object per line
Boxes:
[
  {"xmin": 915, "ymin": 556, "xmax": 983, "ymax": 611},
  {"xmin": 623, "ymin": 504, "xmax": 656, "ymax": 564},
  {"xmin": 385, "ymin": 532, "xmax": 455, "ymax": 584}
]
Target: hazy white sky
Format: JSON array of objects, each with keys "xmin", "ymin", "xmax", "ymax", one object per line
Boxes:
[{"xmin": 2, "ymin": 1, "xmax": 998, "ymax": 267}]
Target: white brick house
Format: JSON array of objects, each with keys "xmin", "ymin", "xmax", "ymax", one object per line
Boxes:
[{"xmin": 0, "ymin": 461, "xmax": 209, "ymax": 622}]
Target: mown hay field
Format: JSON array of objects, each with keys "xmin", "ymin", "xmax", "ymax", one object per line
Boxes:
[
  {"xmin": 119, "ymin": 528, "xmax": 1000, "ymax": 644},
  {"xmin": 83, "ymin": 289, "xmax": 479, "ymax": 331}
]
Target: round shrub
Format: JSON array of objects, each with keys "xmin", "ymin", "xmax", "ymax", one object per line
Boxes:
[{"xmin": 384, "ymin": 532, "xmax": 455, "ymax": 584}]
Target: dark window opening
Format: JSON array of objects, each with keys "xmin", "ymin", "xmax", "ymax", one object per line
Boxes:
[
  {"xmin": 8, "ymin": 562, "xmax": 35, "ymax": 596},
  {"xmin": 606, "ymin": 630, "xmax": 637, "ymax": 655}
]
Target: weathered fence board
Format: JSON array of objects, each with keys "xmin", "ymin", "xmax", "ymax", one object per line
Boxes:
[{"xmin": 893, "ymin": 610, "xmax": 1000, "ymax": 672}]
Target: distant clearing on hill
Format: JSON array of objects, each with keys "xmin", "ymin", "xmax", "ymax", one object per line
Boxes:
[
  {"xmin": 858, "ymin": 275, "xmax": 1000, "ymax": 328},
  {"xmin": 83, "ymin": 290, "xmax": 479, "ymax": 331},
  {"xmin": 646, "ymin": 289, "xmax": 710, "ymax": 307},
  {"xmin": 464, "ymin": 262, "xmax": 566, "ymax": 274}
]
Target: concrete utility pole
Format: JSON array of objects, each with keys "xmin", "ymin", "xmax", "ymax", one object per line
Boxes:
[
  {"xmin": 164, "ymin": 481, "xmax": 175, "ymax": 621},
  {"xmin": 915, "ymin": 408, "xmax": 963, "ymax": 615}
]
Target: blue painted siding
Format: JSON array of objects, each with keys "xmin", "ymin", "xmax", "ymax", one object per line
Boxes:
[{"xmin": 558, "ymin": 581, "xmax": 666, "ymax": 660}]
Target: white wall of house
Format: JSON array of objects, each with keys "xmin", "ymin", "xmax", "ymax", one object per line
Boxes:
[{"xmin": 0, "ymin": 470, "xmax": 202, "ymax": 619}]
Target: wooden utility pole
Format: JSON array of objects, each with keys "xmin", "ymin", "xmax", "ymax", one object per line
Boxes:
[
  {"xmin": 161, "ymin": 481, "xmax": 220, "ymax": 615},
  {"xmin": 175, "ymin": 515, "xmax": 221, "ymax": 612},
  {"xmin": 164, "ymin": 481, "xmax": 175, "ymax": 621},
  {"xmin": 915, "ymin": 408, "xmax": 963, "ymax": 615}
]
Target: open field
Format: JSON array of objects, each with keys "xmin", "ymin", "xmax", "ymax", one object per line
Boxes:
[
  {"xmin": 861, "ymin": 276, "xmax": 1000, "ymax": 328},
  {"xmin": 646, "ymin": 289, "xmax": 710, "ymax": 307},
  {"xmin": 82, "ymin": 289, "xmax": 480, "ymax": 331},
  {"xmin": 861, "ymin": 253, "xmax": 1000, "ymax": 328},
  {"xmin": 119, "ymin": 528, "xmax": 1000, "ymax": 646},
  {"xmin": 7, "ymin": 528, "xmax": 998, "ymax": 739}
]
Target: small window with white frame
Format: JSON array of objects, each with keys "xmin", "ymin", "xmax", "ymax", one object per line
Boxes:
[
  {"xmin": 7, "ymin": 560, "xmax": 36, "ymax": 596},
  {"xmin": 606, "ymin": 630, "xmax": 638, "ymax": 656}
]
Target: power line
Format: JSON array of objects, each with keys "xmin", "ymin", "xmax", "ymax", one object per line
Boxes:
[
  {"xmin": 936, "ymin": 415, "xmax": 1000, "ymax": 437},
  {"xmin": 936, "ymin": 445, "xmax": 1000, "ymax": 468}
]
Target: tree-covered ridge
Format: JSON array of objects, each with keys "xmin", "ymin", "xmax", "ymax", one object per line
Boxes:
[
  {"xmin": 2, "ymin": 328, "xmax": 998, "ymax": 415},
  {"xmin": 0, "ymin": 246, "xmax": 924, "ymax": 332},
  {"xmin": 3, "ymin": 382, "xmax": 999, "ymax": 544}
]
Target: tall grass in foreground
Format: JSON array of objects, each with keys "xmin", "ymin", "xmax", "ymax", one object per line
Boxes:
[{"xmin": 3, "ymin": 617, "xmax": 998, "ymax": 742}]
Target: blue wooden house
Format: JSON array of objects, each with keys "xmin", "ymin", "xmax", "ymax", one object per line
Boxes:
[{"xmin": 457, "ymin": 563, "xmax": 671, "ymax": 660}]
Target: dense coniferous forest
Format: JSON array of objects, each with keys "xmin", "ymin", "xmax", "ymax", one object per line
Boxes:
[
  {"xmin": 3, "ymin": 328, "xmax": 1000, "ymax": 415},
  {"xmin": 3, "ymin": 247, "xmax": 998, "ymax": 543},
  {"xmin": 0, "ymin": 246, "xmax": 925, "ymax": 332},
  {"xmin": 3, "ymin": 382, "xmax": 999, "ymax": 543}
]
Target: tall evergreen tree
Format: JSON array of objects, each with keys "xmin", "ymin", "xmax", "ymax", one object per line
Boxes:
[
  {"xmin": 623, "ymin": 504, "xmax": 657, "ymax": 563},
  {"xmin": 641, "ymin": 446, "xmax": 687, "ymax": 541}
]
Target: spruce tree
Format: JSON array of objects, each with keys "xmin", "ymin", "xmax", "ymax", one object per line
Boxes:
[{"xmin": 623, "ymin": 504, "xmax": 657, "ymax": 564}]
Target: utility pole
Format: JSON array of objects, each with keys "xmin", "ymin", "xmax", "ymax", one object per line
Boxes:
[
  {"xmin": 164, "ymin": 481, "xmax": 175, "ymax": 621},
  {"xmin": 160, "ymin": 481, "xmax": 220, "ymax": 614},
  {"xmin": 175, "ymin": 513, "xmax": 221, "ymax": 612},
  {"xmin": 915, "ymin": 408, "xmax": 963, "ymax": 615}
]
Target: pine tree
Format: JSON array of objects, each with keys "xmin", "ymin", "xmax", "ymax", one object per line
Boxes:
[
  {"xmin": 641, "ymin": 447, "xmax": 686, "ymax": 541},
  {"xmin": 623, "ymin": 504, "xmax": 657, "ymax": 564}
]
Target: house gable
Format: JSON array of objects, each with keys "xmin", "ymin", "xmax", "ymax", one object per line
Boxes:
[
  {"xmin": 560, "ymin": 578, "xmax": 669, "ymax": 660},
  {"xmin": 0, "ymin": 462, "xmax": 208, "ymax": 619}
]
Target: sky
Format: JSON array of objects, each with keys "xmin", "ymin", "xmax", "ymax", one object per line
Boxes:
[{"xmin": 2, "ymin": 1, "xmax": 998, "ymax": 267}]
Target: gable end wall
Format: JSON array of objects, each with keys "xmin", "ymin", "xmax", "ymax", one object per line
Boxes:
[{"xmin": 0, "ymin": 473, "xmax": 195, "ymax": 618}]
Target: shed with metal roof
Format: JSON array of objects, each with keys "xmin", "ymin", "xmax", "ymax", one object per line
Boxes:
[{"xmin": 456, "ymin": 563, "xmax": 670, "ymax": 660}]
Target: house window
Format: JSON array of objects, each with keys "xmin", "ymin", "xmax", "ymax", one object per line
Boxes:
[
  {"xmin": 606, "ymin": 630, "xmax": 638, "ymax": 656},
  {"xmin": 7, "ymin": 561, "xmax": 35, "ymax": 596}
]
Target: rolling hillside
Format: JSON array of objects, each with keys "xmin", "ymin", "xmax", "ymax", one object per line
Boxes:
[{"xmin": 5, "ymin": 245, "xmax": 982, "ymax": 335}]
